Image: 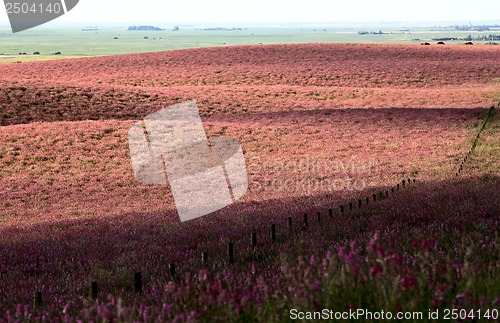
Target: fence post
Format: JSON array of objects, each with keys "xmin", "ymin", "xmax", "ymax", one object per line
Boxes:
[
  {"xmin": 33, "ymin": 291, "xmax": 42, "ymax": 308},
  {"xmin": 349, "ymin": 202, "xmax": 353, "ymax": 210},
  {"xmin": 251, "ymin": 232, "xmax": 257, "ymax": 249},
  {"xmin": 366, "ymin": 197, "xmax": 369, "ymax": 205},
  {"xmin": 169, "ymin": 263, "xmax": 176, "ymax": 277},
  {"xmin": 228, "ymin": 242, "xmax": 234, "ymax": 264},
  {"xmin": 202, "ymin": 251, "xmax": 208, "ymax": 266},
  {"xmin": 303, "ymin": 213, "xmax": 308, "ymax": 229},
  {"xmin": 317, "ymin": 212, "xmax": 321, "ymax": 223},
  {"xmin": 271, "ymin": 224, "xmax": 276, "ymax": 242},
  {"xmin": 328, "ymin": 208, "xmax": 333, "ymax": 218},
  {"xmin": 340, "ymin": 205, "xmax": 344, "ymax": 213},
  {"xmin": 90, "ymin": 281, "xmax": 98, "ymax": 300},
  {"xmin": 373, "ymin": 194, "xmax": 377, "ymax": 201},
  {"xmin": 288, "ymin": 217, "xmax": 293, "ymax": 235},
  {"xmin": 134, "ymin": 272, "xmax": 142, "ymax": 294}
]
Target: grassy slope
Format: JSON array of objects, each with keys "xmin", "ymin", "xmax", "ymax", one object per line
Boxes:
[{"xmin": 1, "ymin": 26, "xmax": 498, "ymax": 60}]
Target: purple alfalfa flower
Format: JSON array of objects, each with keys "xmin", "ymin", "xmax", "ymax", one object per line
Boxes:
[
  {"xmin": 262, "ymin": 282, "xmax": 270, "ymax": 299},
  {"xmin": 322, "ymin": 256, "xmax": 329, "ymax": 270},
  {"xmin": 198, "ymin": 269, "xmax": 209, "ymax": 283},
  {"xmin": 369, "ymin": 264, "xmax": 383, "ymax": 278},
  {"xmin": 309, "ymin": 255, "xmax": 317, "ymax": 266},
  {"xmin": 5, "ymin": 310, "xmax": 13, "ymax": 322},
  {"xmin": 350, "ymin": 240, "xmax": 357, "ymax": 251},
  {"xmin": 368, "ymin": 231, "xmax": 380, "ymax": 253},
  {"xmin": 310, "ymin": 280, "xmax": 322, "ymax": 292},
  {"xmin": 139, "ymin": 303, "xmax": 151, "ymax": 321},
  {"xmin": 96, "ymin": 303, "xmax": 105, "ymax": 317},
  {"xmin": 456, "ymin": 290, "xmax": 473, "ymax": 304},
  {"xmin": 435, "ymin": 284, "xmax": 447, "ymax": 299},
  {"xmin": 421, "ymin": 237, "xmax": 436, "ymax": 252},
  {"xmin": 63, "ymin": 313, "xmax": 72, "ymax": 323},
  {"xmin": 338, "ymin": 246, "xmax": 346, "ymax": 260},
  {"xmin": 15, "ymin": 304, "xmax": 23, "ymax": 318},
  {"xmin": 377, "ymin": 245, "xmax": 385, "ymax": 259},
  {"xmin": 240, "ymin": 286, "xmax": 252, "ymax": 305},
  {"xmin": 162, "ymin": 302, "xmax": 171, "ymax": 317},
  {"xmin": 478, "ymin": 297, "xmax": 488, "ymax": 307},
  {"xmin": 219, "ymin": 288, "xmax": 229, "ymax": 303},
  {"xmin": 256, "ymin": 291, "xmax": 263, "ymax": 307},
  {"xmin": 185, "ymin": 310, "xmax": 198, "ymax": 323},
  {"xmin": 390, "ymin": 248, "xmax": 404, "ymax": 267},
  {"xmin": 165, "ymin": 281, "xmax": 176, "ymax": 293},
  {"xmin": 106, "ymin": 294, "xmax": 116, "ymax": 306},
  {"xmin": 223, "ymin": 271, "xmax": 233, "ymax": 283},
  {"xmin": 352, "ymin": 265, "xmax": 360, "ymax": 278},
  {"xmin": 209, "ymin": 279, "xmax": 221, "ymax": 299},
  {"xmin": 62, "ymin": 301, "xmax": 72, "ymax": 315},
  {"xmin": 338, "ymin": 246, "xmax": 355, "ymax": 264},
  {"xmin": 401, "ymin": 275, "xmax": 418, "ymax": 290},
  {"xmin": 183, "ymin": 272, "xmax": 192, "ymax": 285},
  {"xmin": 172, "ymin": 313, "xmax": 186, "ymax": 323}
]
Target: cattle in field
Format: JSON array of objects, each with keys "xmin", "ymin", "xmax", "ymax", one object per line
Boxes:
[
  {"xmin": 421, "ymin": 42, "xmax": 431, "ymax": 45},
  {"xmin": 437, "ymin": 41, "xmax": 445, "ymax": 45},
  {"xmin": 33, "ymin": 51, "xmax": 40, "ymax": 55},
  {"xmin": 465, "ymin": 41, "xmax": 473, "ymax": 45},
  {"xmin": 53, "ymin": 52, "xmax": 61, "ymax": 55}
]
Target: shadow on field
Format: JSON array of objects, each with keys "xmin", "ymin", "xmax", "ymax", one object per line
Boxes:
[
  {"xmin": 0, "ymin": 79, "xmax": 492, "ymax": 127},
  {"xmin": 0, "ymin": 174, "xmax": 498, "ymax": 306}
]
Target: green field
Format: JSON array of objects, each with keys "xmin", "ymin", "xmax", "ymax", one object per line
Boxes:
[{"xmin": 0, "ymin": 25, "xmax": 498, "ymax": 62}]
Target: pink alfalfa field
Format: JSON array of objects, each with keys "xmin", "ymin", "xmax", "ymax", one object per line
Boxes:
[{"xmin": 0, "ymin": 43, "xmax": 499, "ymax": 321}]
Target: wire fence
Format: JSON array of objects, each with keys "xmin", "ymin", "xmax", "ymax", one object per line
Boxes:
[
  {"xmin": 454, "ymin": 106, "xmax": 495, "ymax": 177},
  {"xmin": 31, "ymin": 104, "xmax": 497, "ymax": 307}
]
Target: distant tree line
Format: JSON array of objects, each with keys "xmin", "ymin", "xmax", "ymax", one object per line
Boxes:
[
  {"xmin": 433, "ymin": 34, "xmax": 500, "ymax": 41},
  {"xmin": 453, "ymin": 24, "xmax": 500, "ymax": 31},
  {"xmin": 128, "ymin": 26, "xmax": 164, "ymax": 31},
  {"xmin": 358, "ymin": 30, "xmax": 385, "ymax": 35}
]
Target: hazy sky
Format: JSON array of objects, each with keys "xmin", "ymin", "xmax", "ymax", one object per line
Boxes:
[{"xmin": 1, "ymin": 0, "xmax": 500, "ymax": 26}]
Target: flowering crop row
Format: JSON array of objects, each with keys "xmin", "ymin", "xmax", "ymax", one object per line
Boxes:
[{"xmin": 1, "ymin": 43, "xmax": 500, "ymax": 126}]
